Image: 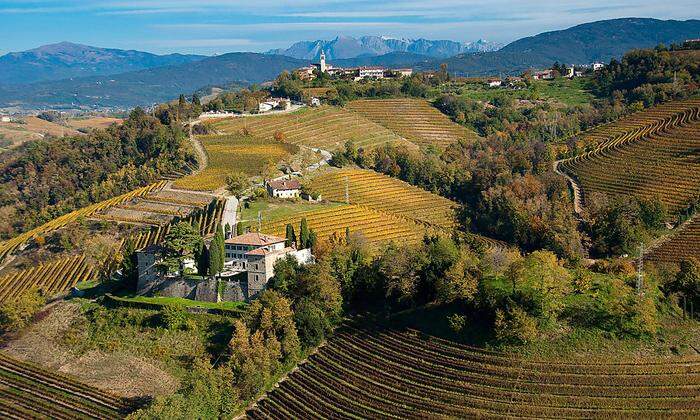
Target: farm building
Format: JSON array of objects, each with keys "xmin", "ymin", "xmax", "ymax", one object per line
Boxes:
[
  {"xmin": 487, "ymin": 79, "xmax": 502, "ymax": 87},
  {"xmin": 533, "ymin": 69, "xmax": 555, "ymax": 80},
  {"xmin": 267, "ymin": 178, "xmax": 301, "ymax": 198}
]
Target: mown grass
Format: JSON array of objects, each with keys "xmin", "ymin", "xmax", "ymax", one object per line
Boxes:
[
  {"xmin": 238, "ymin": 198, "xmax": 343, "ymax": 228},
  {"xmin": 115, "ymin": 295, "xmax": 248, "ymax": 311},
  {"xmin": 174, "ymin": 134, "xmax": 298, "ymax": 191}
]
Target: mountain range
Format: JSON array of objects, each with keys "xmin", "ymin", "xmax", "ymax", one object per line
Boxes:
[
  {"xmin": 265, "ymin": 36, "xmax": 502, "ymax": 59},
  {"xmin": 1, "ymin": 18, "xmax": 698, "ymax": 109},
  {"xmin": 0, "ymin": 42, "xmax": 204, "ymax": 85}
]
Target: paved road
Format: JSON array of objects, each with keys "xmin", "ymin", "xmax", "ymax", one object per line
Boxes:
[
  {"xmin": 221, "ymin": 196, "xmax": 239, "ymax": 233},
  {"xmin": 553, "ymin": 160, "xmax": 582, "ymax": 214}
]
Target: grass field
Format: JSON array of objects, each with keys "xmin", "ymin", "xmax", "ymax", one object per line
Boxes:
[
  {"xmin": 309, "ymin": 168, "xmax": 457, "ymax": 228},
  {"xmin": 239, "ymin": 199, "xmax": 343, "ymax": 228},
  {"xmin": 0, "ymin": 116, "xmax": 80, "ymax": 151},
  {"xmin": 436, "ymin": 78, "xmax": 595, "ymax": 107},
  {"xmin": 212, "ymin": 106, "xmax": 410, "ymax": 151},
  {"xmin": 66, "ymin": 116, "xmax": 122, "ymax": 131},
  {"xmin": 174, "ymin": 134, "xmax": 298, "ymax": 191},
  {"xmin": 113, "ymin": 295, "xmax": 248, "ymax": 311},
  {"xmin": 346, "ymin": 99, "xmax": 480, "ymax": 148}
]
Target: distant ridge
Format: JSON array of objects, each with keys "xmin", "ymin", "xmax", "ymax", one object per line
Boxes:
[
  {"xmin": 266, "ymin": 35, "xmax": 502, "ymax": 60},
  {"xmin": 0, "ymin": 42, "xmax": 204, "ymax": 85},
  {"xmin": 416, "ymin": 18, "xmax": 700, "ymax": 76}
]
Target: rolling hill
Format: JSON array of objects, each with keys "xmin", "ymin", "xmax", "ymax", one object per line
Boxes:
[
  {"xmin": 0, "ymin": 42, "xmax": 203, "ymax": 85},
  {"xmin": 416, "ymin": 18, "xmax": 700, "ymax": 76}
]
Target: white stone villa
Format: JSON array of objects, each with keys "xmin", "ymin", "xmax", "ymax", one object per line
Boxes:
[
  {"xmin": 224, "ymin": 232, "xmax": 313, "ymax": 298},
  {"xmin": 296, "ymin": 50, "xmax": 412, "ymax": 81}
]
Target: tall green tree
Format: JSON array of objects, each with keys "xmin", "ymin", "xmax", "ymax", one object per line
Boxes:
[
  {"xmin": 195, "ymin": 241, "xmax": 209, "ymax": 277},
  {"xmin": 121, "ymin": 237, "xmax": 139, "ymax": 291},
  {"xmin": 163, "ymin": 222, "xmax": 202, "ymax": 274},
  {"xmin": 285, "ymin": 224, "xmax": 297, "ymax": 248},
  {"xmin": 236, "ymin": 222, "xmax": 244, "ymax": 236},
  {"xmin": 299, "ymin": 218, "xmax": 310, "ymax": 249},
  {"xmin": 208, "ymin": 224, "xmax": 226, "ymax": 278}
]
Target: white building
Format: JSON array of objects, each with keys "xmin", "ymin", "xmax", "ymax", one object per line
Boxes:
[
  {"xmin": 0, "ymin": 116, "xmax": 10, "ymax": 123},
  {"xmin": 358, "ymin": 66, "xmax": 386, "ymax": 79},
  {"xmin": 394, "ymin": 68, "xmax": 413, "ymax": 77},
  {"xmin": 592, "ymin": 62, "xmax": 605, "ymax": 71},
  {"xmin": 266, "ymin": 178, "xmax": 301, "ymax": 199},
  {"xmin": 487, "ymin": 79, "xmax": 502, "ymax": 87},
  {"xmin": 533, "ymin": 69, "xmax": 555, "ymax": 80}
]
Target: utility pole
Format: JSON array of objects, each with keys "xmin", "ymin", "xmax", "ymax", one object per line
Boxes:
[
  {"xmin": 637, "ymin": 243, "xmax": 644, "ymax": 296},
  {"xmin": 345, "ymin": 176, "xmax": 350, "ymax": 204}
]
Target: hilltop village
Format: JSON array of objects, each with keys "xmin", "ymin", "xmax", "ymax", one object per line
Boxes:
[{"xmin": 0, "ymin": 31, "xmax": 698, "ymax": 419}]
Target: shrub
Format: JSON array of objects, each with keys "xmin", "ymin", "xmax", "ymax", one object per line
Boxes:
[
  {"xmin": 447, "ymin": 313, "xmax": 467, "ymax": 333},
  {"xmin": 494, "ymin": 305, "xmax": 538, "ymax": 344},
  {"xmin": 0, "ymin": 288, "xmax": 45, "ymax": 334},
  {"xmin": 160, "ymin": 304, "xmax": 190, "ymax": 331}
]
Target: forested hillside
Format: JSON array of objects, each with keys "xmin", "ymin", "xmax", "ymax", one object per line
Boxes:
[{"xmin": 0, "ymin": 108, "xmax": 195, "ymax": 238}]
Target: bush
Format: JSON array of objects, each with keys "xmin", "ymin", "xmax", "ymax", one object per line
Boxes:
[
  {"xmin": 160, "ymin": 304, "xmax": 191, "ymax": 331},
  {"xmin": 494, "ymin": 305, "xmax": 538, "ymax": 344},
  {"xmin": 0, "ymin": 288, "xmax": 45, "ymax": 334},
  {"xmin": 447, "ymin": 313, "xmax": 467, "ymax": 333}
]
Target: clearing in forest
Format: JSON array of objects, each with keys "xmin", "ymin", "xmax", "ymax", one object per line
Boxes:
[{"xmin": 346, "ymin": 98, "xmax": 480, "ymax": 148}]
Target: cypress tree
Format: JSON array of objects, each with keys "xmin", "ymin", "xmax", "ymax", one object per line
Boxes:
[
  {"xmin": 285, "ymin": 224, "xmax": 296, "ymax": 247},
  {"xmin": 300, "ymin": 218, "xmax": 310, "ymax": 249},
  {"xmin": 236, "ymin": 222, "xmax": 244, "ymax": 236},
  {"xmin": 215, "ymin": 224, "xmax": 225, "ymax": 275},
  {"xmin": 309, "ymin": 230, "xmax": 318, "ymax": 251},
  {"xmin": 121, "ymin": 237, "xmax": 138, "ymax": 290},
  {"xmin": 195, "ymin": 242, "xmax": 209, "ymax": 277},
  {"xmin": 345, "ymin": 226, "xmax": 351, "ymax": 244},
  {"xmin": 224, "ymin": 223, "xmax": 231, "ymax": 238},
  {"xmin": 207, "ymin": 239, "xmax": 219, "ymax": 278}
]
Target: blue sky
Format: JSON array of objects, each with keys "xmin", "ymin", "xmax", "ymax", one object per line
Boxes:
[{"xmin": 1, "ymin": 1, "xmax": 698, "ymax": 56}]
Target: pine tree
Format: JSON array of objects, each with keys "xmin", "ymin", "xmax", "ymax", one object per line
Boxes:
[
  {"xmin": 191, "ymin": 93, "xmax": 201, "ymax": 106},
  {"xmin": 300, "ymin": 218, "xmax": 310, "ymax": 249},
  {"xmin": 285, "ymin": 224, "xmax": 297, "ymax": 248}
]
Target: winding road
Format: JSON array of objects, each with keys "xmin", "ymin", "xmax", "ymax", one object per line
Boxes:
[{"xmin": 553, "ymin": 160, "xmax": 583, "ymax": 215}]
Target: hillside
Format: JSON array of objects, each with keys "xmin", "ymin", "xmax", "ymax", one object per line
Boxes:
[
  {"xmin": 346, "ymin": 99, "xmax": 480, "ymax": 148},
  {"xmin": 212, "ymin": 106, "xmax": 410, "ymax": 151},
  {"xmin": 417, "ymin": 18, "xmax": 700, "ymax": 76},
  {"xmin": 0, "ymin": 42, "xmax": 203, "ymax": 85},
  {"xmin": 249, "ymin": 326, "xmax": 700, "ymax": 418},
  {"xmin": 0, "ymin": 53, "xmax": 306, "ymax": 108},
  {"xmin": 559, "ymin": 99, "xmax": 700, "ymax": 212}
]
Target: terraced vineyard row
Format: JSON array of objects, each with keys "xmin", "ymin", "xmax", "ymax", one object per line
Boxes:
[
  {"xmin": 567, "ymin": 98, "xmax": 700, "ymax": 152},
  {"xmin": 0, "ymin": 181, "xmax": 167, "ymax": 262},
  {"xmin": 248, "ymin": 327, "xmax": 700, "ymax": 419},
  {"xmin": 0, "ymin": 255, "xmax": 95, "ymax": 302},
  {"xmin": 646, "ymin": 215, "xmax": 700, "ymax": 263},
  {"xmin": 212, "ymin": 106, "xmax": 410, "ymax": 151},
  {"xmin": 309, "ymin": 168, "xmax": 457, "ymax": 228},
  {"xmin": 0, "ymin": 198, "xmax": 224, "ymax": 303},
  {"xmin": 0, "ymin": 352, "xmax": 134, "ymax": 419},
  {"xmin": 559, "ymin": 109, "xmax": 700, "ymax": 212},
  {"xmin": 261, "ymin": 204, "xmax": 434, "ymax": 246},
  {"xmin": 347, "ymin": 98, "xmax": 480, "ymax": 148}
]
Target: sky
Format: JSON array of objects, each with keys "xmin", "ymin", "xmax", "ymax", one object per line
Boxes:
[{"xmin": 1, "ymin": 0, "xmax": 698, "ymax": 56}]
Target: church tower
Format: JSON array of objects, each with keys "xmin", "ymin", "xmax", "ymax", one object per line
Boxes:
[{"xmin": 319, "ymin": 50, "xmax": 327, "ymax": 73}]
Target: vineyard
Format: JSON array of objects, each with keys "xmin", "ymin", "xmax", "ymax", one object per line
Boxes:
[
  {"xmin": 248, "ymin": 326, "xmax": 700, "ymax": 419},
  {"xmin": 174, "ymin": 134, "xmax": 298, "ymax": 191},
  {"xmin": 261, "ymin": 204, "xmax": 434, "ymax": 246},
  {"xmin": 646, "ymin": 215, "xmax": 700, "ymax": 263},
  {"xmin": 0, "ymin": 352, "xmax": 134, "ymax": 419},
  {"xmin": 0, "ymin": 181, "xmax": 167, "ymax": 263},
  {"xmin": 558, "ymin": 102, "xmax": 700, "ymax": 212},
  {"xmin": 0, "ymin": 198, "xmax": 224, "ymax": 302},
  {"xmin": 566, "ymin": 98, "xmax": 700, "ymax": 151},
  {"xmin": 346, "ymin": 99, "xmax": 480, "ymax": 148},
  {"xmin": 212, "ymin": 106, "xmax": 410, "ymax": 151},
  {"xmin": 309, "ymin": 168, "xmax": 457, "ymax": 228}
]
